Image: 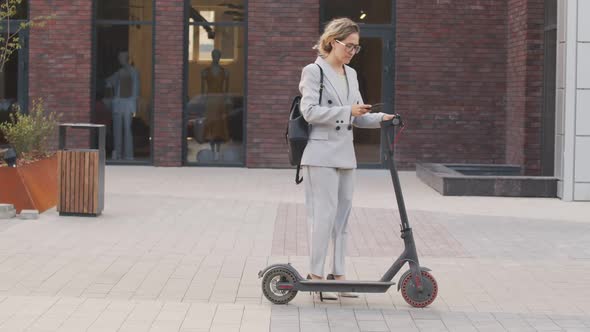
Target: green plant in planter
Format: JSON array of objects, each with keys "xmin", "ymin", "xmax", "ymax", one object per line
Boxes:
[{"xmin": 0, "ymin": 98, "xmax": 60, "ymax": 164}]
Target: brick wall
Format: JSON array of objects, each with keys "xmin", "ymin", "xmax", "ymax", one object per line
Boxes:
[
  {"xmin": 246, "ymin": 0, "xmax": 319, "ymax": 167},
  {"xmin": 393, "ymin": 0, "xmax": 507, "ymax": 169},
  {"xmin": 25, "ymin": 0, "xmax": 546, "ymax": 170},
  {"xmin": 29, "ymin": 0, "xmax": 92, "ymax": 149},
  {"xmin": 247, "ymin": 0, "xmax": 546, "ymax": 172},
  {"xmin": 247, "ymin": 0, "xmax": 523, "ymax": 170},
  {"xmin": 28, "ymin": 0, "xmax": 184, "ymax": 163},
  {"xmin": 153, "ymin": 0, "xmax": 184, "ymax": 166},
  {"xmin": 506, "ymin": 0, "xmax": 544, "ymax": 174}
]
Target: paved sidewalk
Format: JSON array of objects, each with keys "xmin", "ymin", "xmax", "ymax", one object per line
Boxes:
[{"xmin": 1, "ymin": 166, "xmax": 589, "ymax": 331}]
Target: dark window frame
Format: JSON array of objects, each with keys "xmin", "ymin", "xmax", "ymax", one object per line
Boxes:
[
  {"xmin": 91, "ymin": 0, "xmax": 156, "ymax": 165},
  {"xmin": 182, "ymin": 0, "xmax": 248, "ymax": 167}
]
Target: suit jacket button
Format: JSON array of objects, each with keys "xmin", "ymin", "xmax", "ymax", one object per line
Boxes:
[
  {"xmin": 328, "ymin": 100, "xmax": 333, "ymax": 104},
  {"xmin": 336, "ymin": 126, "xmax": 341, "ymax": 131}
]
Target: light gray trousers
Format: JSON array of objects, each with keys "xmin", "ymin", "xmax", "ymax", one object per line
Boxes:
[
  {"xmin": 112, "ymin": 97, "xmax": 135, "ymax": 160},
  {"xmin": 304, "ymin": 166, "xmax": 354, "ymax": 277}
]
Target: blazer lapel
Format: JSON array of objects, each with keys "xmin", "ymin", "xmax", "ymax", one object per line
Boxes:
[
  {"xmin": 315, "ymin": 57, "xmax": 346, "ymax": 105},
  {"xmin": 344, "ymin": 65, "xmax": 355, "ymax": 105}
]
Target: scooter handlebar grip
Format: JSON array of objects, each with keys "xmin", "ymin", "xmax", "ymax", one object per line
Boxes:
[{"xmin": 392, "ymin": 115, "xmax": 402, "ymax": 126}]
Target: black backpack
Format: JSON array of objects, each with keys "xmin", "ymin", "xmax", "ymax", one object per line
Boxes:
[{"xmin": 286, "ymin": 64, "xmax": 324, "ymax": 184}]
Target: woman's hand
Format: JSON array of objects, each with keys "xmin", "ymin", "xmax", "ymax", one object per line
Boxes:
[
  {"xmin": 382, "ymin": 114, "xmax": 396, "ymax": 121},
  {"xmin": 351, "ymin": 104, "xmax": 371, "ymax": 117}
]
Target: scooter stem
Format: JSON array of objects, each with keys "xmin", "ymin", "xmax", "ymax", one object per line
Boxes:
[{"xmin": 380, "ymin": 120, "xmax": 423, "ymax": 290}]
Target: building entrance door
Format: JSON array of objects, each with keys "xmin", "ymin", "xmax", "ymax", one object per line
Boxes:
[{"xmin": 348, "ymin": 28, "xmax": 395, "ymax": 167}]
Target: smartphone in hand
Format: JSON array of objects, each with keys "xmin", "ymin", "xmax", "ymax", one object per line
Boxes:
[{"xmin": 369, "ymin": 103, "xmax": 385, "ymax": 113}]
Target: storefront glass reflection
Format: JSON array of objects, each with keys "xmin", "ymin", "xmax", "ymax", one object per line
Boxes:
[
  {"xmin": 1, "ymin": 1, "xmax": 28, "ymax": 141},
  {"xmin": 0, "ymin": 36, "xmax": 21, "ymax": 145},
  {"xmin": 94, "ymin": 3, "xmax": 153, "ymax": 162},
  {"xmin": 185, "ymin": 6, "xmax": 244, "ymax": 165},
  {"xmin": 189, "ymin": 0, "xmax": 244, "ymax": 23},
  {"xmin": 97, "ymin": 0, "xmax": 153, "ymax": 21}
]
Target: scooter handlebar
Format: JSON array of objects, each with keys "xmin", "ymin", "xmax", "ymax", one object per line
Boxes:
[{"xmin": 382, "ymin": 114, "xmax": 404, "ymax": 127}]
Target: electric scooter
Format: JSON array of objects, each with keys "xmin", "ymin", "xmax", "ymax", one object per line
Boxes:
[{"xmin": 258, "ymin": 114, "xmax": 438, "ymax": 307}]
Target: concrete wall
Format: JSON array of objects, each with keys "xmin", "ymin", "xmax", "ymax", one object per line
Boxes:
[{"xmin": 556, "ymin": 0, "xmax": 590, "ymax": 200}]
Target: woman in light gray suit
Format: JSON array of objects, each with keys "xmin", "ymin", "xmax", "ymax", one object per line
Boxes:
[{"xmin": 299, "ymin": 18, "xmax": 395, "ymax": 300}]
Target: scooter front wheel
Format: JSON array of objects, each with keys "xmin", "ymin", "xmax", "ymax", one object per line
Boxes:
[
  {"xmin": 262, "ymin": 268, "xmax": 298, "ymax": 304},
  {"xmin": 400, "ymin": 270, "xmax": 438, "ymax": 308}
]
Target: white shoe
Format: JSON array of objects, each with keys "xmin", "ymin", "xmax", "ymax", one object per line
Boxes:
[
  {"xmin": 319, "ymin": 291, "xmax": 338, "ymax": 301},
  {"xmin": 338, "ymin": 292, "xmax": 359, "ymax": 298}
]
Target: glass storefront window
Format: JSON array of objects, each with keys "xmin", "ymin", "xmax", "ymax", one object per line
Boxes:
[
  {"xmin": 185, "ymin": 2, "xmax": 245, "ymax": 165},
  {"xmin": 322, "ymin": 0, "xmax": 392, "ymax": 25},
  {"xmin": 12, "ymin": 0, "xmax": 28, "ymax": 20},
  {"xmin": 188, "ymin": 0, "xmax": 244, "ymax": 23},
  {"xmin": 189, "ymin": 24, "xmax": 239, "ymax": 62},
  {"xmin": 0, "ymin": 39, "xmax": 20, "ymax": 145},
  {"xmin": 1, "ymin": 1, "xmax": 29, "ymax": 145},
  {"xmin": 94, "ymin": 1, "xmax": 153, "ymax": 163},
  {"xmin": 97, "ymin": 0, "xmax": 153, "ymax": 21},
  {"xmin": 0, "ymin": 41, "xmax": 18, "ymax": 109}
]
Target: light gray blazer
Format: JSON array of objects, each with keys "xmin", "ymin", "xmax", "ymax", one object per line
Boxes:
[{"xmin": 299, "ymin": 56, "xmax": 385, "ymax": 169}]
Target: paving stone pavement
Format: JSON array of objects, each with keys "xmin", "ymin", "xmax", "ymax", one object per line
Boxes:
[{"xmin": 1, "ymin": 167, "xmax": 589, "ymax": 331}]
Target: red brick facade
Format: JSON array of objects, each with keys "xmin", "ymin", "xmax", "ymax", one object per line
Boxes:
[
  {"xmin": 29, "ymin": 0, "xmax": 92, "ymax": 149},
  {"xmin": 394, "ymin": 0, "xmax": 508, "ymax": 170},
  {"xmin": 246, "ymin": 0, "xmax": 319, "ymax": 167},
  {"xmin": 506, "ymin": 0, "xmax": 544, "ymax": 174},
  {"xmin": 26, "ymin": 0, "xmax": 546, "ymax": 172},
  {"xmin": 153, "ymin": 0, "xmax": 184, "ymax": 166}
]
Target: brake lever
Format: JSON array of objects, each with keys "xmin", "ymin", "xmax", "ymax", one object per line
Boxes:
[
  {"xmin": 383, "ymin": 114, "xmax": 403, "ymax": 127},
  {"xmin": 383, "ymin": 114, "xmax": 406, "ymax": 151}
]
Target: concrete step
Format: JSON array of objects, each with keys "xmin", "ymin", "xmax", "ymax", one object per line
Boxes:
[
  {"xmin": 0, "ymin": 203, "xmax": 16, "ymax": 219},
  {"xmin": 18, "ymin": 210, "xmax": 39, "ymax": 220}
]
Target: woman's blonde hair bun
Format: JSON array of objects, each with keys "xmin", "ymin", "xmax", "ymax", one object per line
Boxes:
[{"xmin": 313, "ymin": 18, "xmax": 360, "ymax": 56}]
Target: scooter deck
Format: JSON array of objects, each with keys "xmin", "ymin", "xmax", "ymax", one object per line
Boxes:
[{"xmin": 295, "ymin": 280, "xmax": 395, "ymax": 293}]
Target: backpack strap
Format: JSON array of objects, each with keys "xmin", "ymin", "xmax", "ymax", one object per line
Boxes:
[
  {"xmin": 285, "ymin": 96, "xmax": 302, "ymax": 145},
  {"xmin": 296, "ymin": 64, "xmax": 324, "ymax": 185},
  {"xmin": 316, "ymin": 64, "xmax": 324, "ymax": 104},
  {"xmin": 295, "ymin": 165, "xmax": 303, "ymax": 184}
]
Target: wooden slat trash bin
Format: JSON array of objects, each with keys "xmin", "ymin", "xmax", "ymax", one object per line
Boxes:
[{"xmin": 57, "ymin": 124, "xmax": 105, "ymax": 216}]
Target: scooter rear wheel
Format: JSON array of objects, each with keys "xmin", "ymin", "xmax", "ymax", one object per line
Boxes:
[
  {"xmin": 262, "ymin": 268, "xmax": 298, "ymax": 304},
  {"xmin": 400, "ymin": 270, "xmax": 438, "ymax": 308}
]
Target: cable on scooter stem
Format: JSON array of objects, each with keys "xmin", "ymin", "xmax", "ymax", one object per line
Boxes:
[{"xmin": 389, "ymin": 115, "xmax": 406, "ymax": 152}]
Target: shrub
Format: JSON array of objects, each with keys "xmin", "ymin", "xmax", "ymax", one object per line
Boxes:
[{"xmin": 0, "ymin": 99, "xmax": 60, "ymax": 162}]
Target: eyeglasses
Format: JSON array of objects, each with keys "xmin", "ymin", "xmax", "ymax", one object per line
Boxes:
[{"xmin": 335, "ymin": 40, "xmax": 362, "ymax": 54}]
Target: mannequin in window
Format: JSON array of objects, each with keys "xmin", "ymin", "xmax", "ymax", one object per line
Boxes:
[
  {"xmin": 105, "ymin": 51, "xmax": 140, "ymax": 160},
  {"xmin": 201, "ymin": 49, "xmax": 230, "ymax": 161}
]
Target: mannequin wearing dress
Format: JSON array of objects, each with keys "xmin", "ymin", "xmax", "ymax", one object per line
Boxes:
[{"xmin": 201, "ymin": 49, "xmax": 230, "ymax": 160}]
